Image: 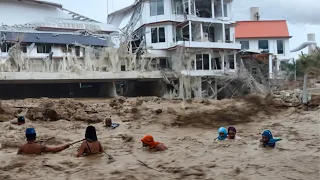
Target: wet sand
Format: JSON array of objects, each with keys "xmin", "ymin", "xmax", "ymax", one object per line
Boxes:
[{"xmin": 0, "ymin": 97, "xmax": 319, "ymax": 180}]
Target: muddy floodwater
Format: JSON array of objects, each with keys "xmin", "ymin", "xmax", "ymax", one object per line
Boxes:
[{"xmin": 0, "ymin": 97, "xmax": 319, "ymax": 180}]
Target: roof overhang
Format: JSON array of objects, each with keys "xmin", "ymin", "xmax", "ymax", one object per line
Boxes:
[
  {"xmin": 14, "ymin": 0, "xmax": 63, "ymax": 9},
  {"xmin": 236, "ymin": 36, "xmax": 292, "ymax": 39}
]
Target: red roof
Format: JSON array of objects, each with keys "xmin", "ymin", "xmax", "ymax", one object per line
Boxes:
[{"xmin": 235, "ymin": 20, "xmax": 291, "ymax": 39}]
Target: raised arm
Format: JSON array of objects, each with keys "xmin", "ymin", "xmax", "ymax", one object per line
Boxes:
[{"xmin": 42, "ymin": 144, "xmax": 70, "ymax": 153}]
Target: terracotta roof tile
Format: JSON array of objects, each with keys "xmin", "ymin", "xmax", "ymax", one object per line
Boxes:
[{"xmin": 235, "ymin": 20, "xmax": 291, "ymax": 39}]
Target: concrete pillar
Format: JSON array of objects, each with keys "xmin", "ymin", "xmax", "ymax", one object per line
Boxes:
[
  {"xmin": 189, "ymin": 21, "xmax": 192, "ymax": 42},
  {"xmin": 250, "ymin": 7, "xmax": 259, "ymax": 21},
  {"xmin": 214, "ymin": 77, "xmax": 218, "ymax": 100},
  {"xmin": 307, "ymin": 33, "xmax": 316, "ymax": 54},
  {"xmin": 269, "ymin": 54, "xmax": 273, "ymax": 79},
  {"xmin": 211, "ymin": 0, "xmax": 215, "ymax": 18},
  {"xmin": 197, "ymin": 77, "xmax": 202, "ymax": 98}
]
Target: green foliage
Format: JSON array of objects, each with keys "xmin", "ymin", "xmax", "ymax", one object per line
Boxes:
[{"xmin": 281, "ymin": 51, "xmax": 320, "ymax": 79}]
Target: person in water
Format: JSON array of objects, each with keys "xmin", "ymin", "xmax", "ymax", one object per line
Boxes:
[
  {"xmin": 216, "ymin": 127, "xmax": 228, "ymax": 140},
  {"xmin": 17, "ymin": 128, "xmax": 70, "ymax": 155},
  {"xmin": 11, "ymin": 116, "xmax": 26, "ymax": 125},
  {"xmin": 227, "ymin": 127, "xmax": 236, "ymax": 139},
  {"xmin": 260, "ymin": 130, "xmax": 282, "ymax": 148},
  {"xmin": 77, "ymin": 126, "xmax": 104, "ymax": 157},
  {"xmin": 104, "ymin": 116, "xmax": 120, "ymax": 129},
  {"xmin": 141, "ymin": 135, "xmax": 167, "ymax": 152}
]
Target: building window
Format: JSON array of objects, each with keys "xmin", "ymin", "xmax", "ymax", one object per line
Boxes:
[
  {"xmin": 240, "ymin": 41, "xmax": 249, "ymax": 49},
  {"xmin": 21, "ymin": 44, "xmax": 27, "ymax": 53},
  {"xmin": 258, "ymin": 40, "xmax": 269, "ymax": 51},
  {"xmin": 196, "ymin": 54, "xmax": 210, "ymax": 70},
  {"xmin": 228, "ymin": 55, "xmax": 235, "ymax": 69},
  {"xmin": 223, "ymin": 3, "xmax": 228, "ymax": 17},
  {"xmin": 160, "ymin": 58, "xmax": 168, "ymax": 69},
  {"xmin": 37, "ymin": 44, "xmax": 51, "ymax": 53},
  {"xmin": 75, "ymin": 46, "xmax": 80, "ymax": 56},
  {"xmin": 151, "ymin": 27, "xmax": 166, "ymax": 43},
  {"xmin": 0, "ymin": 43, "xmax": 13, "ymax": 52},
  {"xmin": 150, "ymin": 0, "xmax": 164, "ymax": 16},
  {"xmin": 277, "ymin": 40, "xmax": 284, "ymax": 54}
]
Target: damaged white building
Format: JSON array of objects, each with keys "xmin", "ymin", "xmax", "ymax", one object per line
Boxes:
[
  {"xmin": 108, "ymin": 0, "xmax": 241, "ymax": 98},
  {"xmin": 0, "ymin": 0, "xmax": 125, "ymax": 98}
]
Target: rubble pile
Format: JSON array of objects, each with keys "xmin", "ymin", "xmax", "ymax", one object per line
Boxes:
[
  {"xmin": 26, "ymin": 99, "xmax": 105, "ymax": 123},
  {"xmin": 272, "ymin": 89, "xmax": 302, "ymax": 107}
]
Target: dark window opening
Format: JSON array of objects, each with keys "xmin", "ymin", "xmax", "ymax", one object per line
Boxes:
[
  {"xmin": 37, "ymin": 44, "xmax": 51, "ymax": 53},
  {"xmin": 258, "ymin": 40, "xmax": 269, "ymax": 52},
  {"xmin": 203, "ymin": 54, "xmax": 210, "ymax": 70},
  {"xmin": 277, "ymin": 40, "xmax": 284, "ymax": 54},
  {"xmin": 228, "ymin": 55, "xmax": 235, "ymax": 69},
  {"xmin": 150, "ymin": 0, "xmax": 164, "ymax": 16},
  {"xmin": 0, "ymin": 43, "xmax": 13, "ymax": 52},
  {"xmin": 121, "ymin": 65, "xmax": 126, "ymax": 71},
  {"xmin": 160, "ymin": 58, "xmax": 168, "ymax": 69},
  {"xmin": 21, "ymin": 44, "xmax": 28, "ymax": 53},
  {"xmin": 212, "ymin": 57, "xmax": 221, "ymax": 70},
  {"xmin": 75, "ymin": 46, "xmax": 80, "ymax": 56},
  {"xmin": 240, "ymin": 41, "xmax": 249, "ymax": 49},
  {"xmin": 159, "ymin": 27, "xmax": 165, "ymax": 42},
  {"xmin": 151, "ymin": 27, "xmax": 165, "ymax": 43}
]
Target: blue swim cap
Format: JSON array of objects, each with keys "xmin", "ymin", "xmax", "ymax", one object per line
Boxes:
[{"xmin": 26, "ymin": 128, "xmax": 36, "ymax": 135}]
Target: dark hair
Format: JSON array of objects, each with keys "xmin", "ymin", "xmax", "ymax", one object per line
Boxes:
[
  {"xmin": 18, "ymin": 116, "xmax": 25, "ymax": 123},
  {"xmin": 26, "ymin": 133, "xmax": 36, "ymax": 141},
  {"xmin": 85, "ymin": 126, "xmax": 98, "ymax": 141}
]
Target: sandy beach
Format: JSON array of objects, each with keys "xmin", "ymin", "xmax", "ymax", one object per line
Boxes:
[{"xmin": 0, "ymin": 96, "xmax": 319, "ymax": 180}]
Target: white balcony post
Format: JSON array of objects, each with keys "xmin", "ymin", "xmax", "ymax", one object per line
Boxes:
[
  {"xmin": 269, "ymin": 54, "xmax": 273, "ymax": 79},
  {"xmin": 188, "ymin": 0, "xmax": 191, "ymax": 15},
  {"xmin": 221, "ymin": 0, "xmax": 224, "ymax": 19},
  {"xmin": 189, "ymin": 21, "xmax": 192, "ymax": 43},
  {"xmin": 200, "ymin": 23, "xmax": 203, "ymax": 41},
  {"xmin": 222, "ymin": 23, "xmax": 225, "ymax": 43},
  {"xmin": 211, "ymin": 0, "xmax": 215, "ymax": 18},
  {"xmin": 234, "ymin": 51, "xmax": 237, "ymax": 72}
]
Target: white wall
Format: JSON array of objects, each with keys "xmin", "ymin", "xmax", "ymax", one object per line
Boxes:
[
  {"xmin": 236, "ymin": 38, "xmax": 290, "ymax": 59},
  {"xmin": 0, "ymin": 0, "xmax": 71, "ymax": 25},
  {"xmin": 0, "ymin": 45, "xmax": 84, "ymax": 59}
]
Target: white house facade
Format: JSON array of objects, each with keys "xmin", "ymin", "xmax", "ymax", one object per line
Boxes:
[
  {"xmin": 108, "ymin": 0, "xmax": 241, "ymax": 78},
  {"xmin": 235, "ymin": 8, "xmax": 291, "ymax": 79},
  {"xmin": 0, "ymin": 0, "xmax": 119, "ymax": 73}
]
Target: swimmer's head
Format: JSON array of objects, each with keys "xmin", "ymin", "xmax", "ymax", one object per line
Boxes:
[
  {"xmin": 105, "ymin": 117, "xmax": 112, "ymax": 127},
  {"xmin": 218, "ymin": 127, "xmax": 227, "ymax": 140},
  {"xmin": 25, "ymin": 128, "xmax": 36, "ymax": 141},
  {"xmin": 85, "ymin": 126, "xmax": 98, "ymax": 142},
  {"xmin": 261, "ymin": 130, "xmax": 273, "ymax": 143},
  {"xmin": 18, "ymin": 116, "xmax": 25, "ymax": 125},
  {"xmin": 228, "ymin": 127, "xmax": 236, "ymax": 139}
]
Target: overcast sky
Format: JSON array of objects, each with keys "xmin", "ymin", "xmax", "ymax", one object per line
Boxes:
[{"xmin": 52, "ymin": 0, "xmax": 320, "ymax": 57}]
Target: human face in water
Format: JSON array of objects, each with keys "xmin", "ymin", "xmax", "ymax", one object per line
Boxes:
[
  {"xmin": 262, "ymin": 135, "xmax": 269, "ymax": 143},
  {"xmin": 228, "ymin": 130, "xmax": 236, "ymax": 139},
  {"xmin": 142, "ymin": 142, "xmax": 149, "ymax": 147},
  {"xmin": 219, "ymin": 132, "xmax": 225, "ymax": 138}
]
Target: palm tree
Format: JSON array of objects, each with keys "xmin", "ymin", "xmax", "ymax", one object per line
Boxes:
[{"xmin": 299, "ymin": 50, "xmax": 320, "ymax": 104}]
